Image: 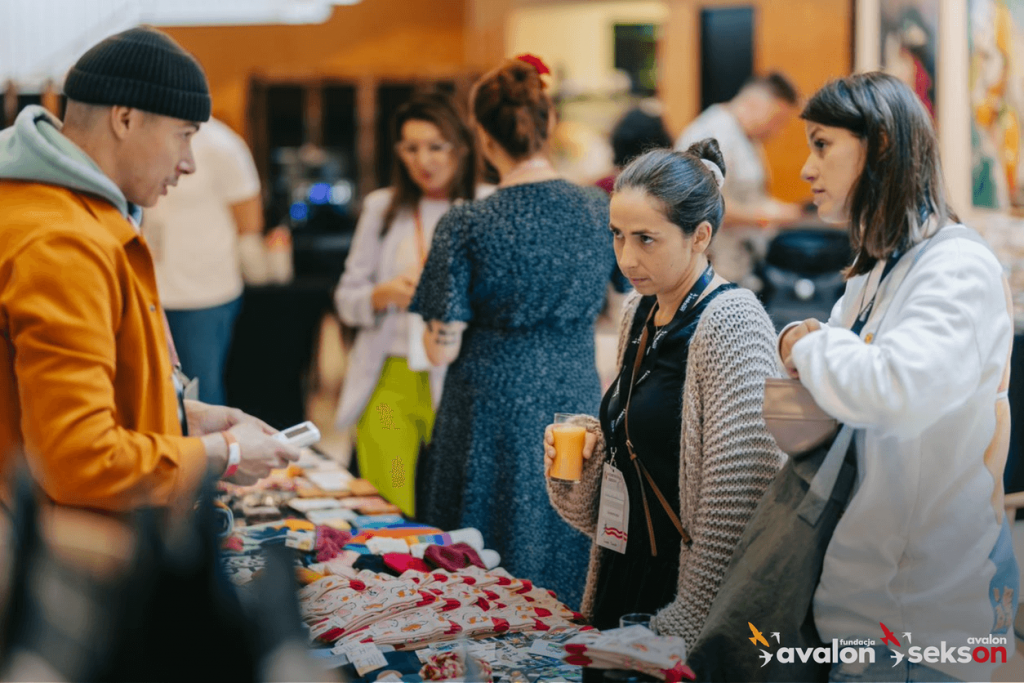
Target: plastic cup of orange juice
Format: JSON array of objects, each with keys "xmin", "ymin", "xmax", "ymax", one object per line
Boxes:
[{"xmin": 551, "ymin": 413, "xmax": 586, "ymax": 482}]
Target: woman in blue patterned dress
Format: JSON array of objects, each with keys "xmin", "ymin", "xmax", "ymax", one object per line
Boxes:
[{"xmin": 409, "ymin": 56, "xmax": 617, "ymax": 608}]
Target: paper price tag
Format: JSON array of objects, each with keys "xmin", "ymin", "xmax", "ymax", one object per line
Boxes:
[
  {"xmin": 342, "ymin": 642, "xmax": 388, "ymax": 677},
  {"xmin": 527, "ymin": 639, "xmax": 565, "ymax": 660},
  {"xmin": 284, "ymin": 530, "xmax": 315, "ymax": 551},
  {"xmin": 596, "ymin": 464, "xmax": 629, "ymax": 553}
]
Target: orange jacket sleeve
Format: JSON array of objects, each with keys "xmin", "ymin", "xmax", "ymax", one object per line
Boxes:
[{"xmin": 5, "ymin": 232, "xmax": 207, "ymax": 510}]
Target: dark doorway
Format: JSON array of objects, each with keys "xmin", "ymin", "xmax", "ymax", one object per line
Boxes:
[{"xmin": 700, "ymin": 6, "xmax": 755, "ymax": 110}]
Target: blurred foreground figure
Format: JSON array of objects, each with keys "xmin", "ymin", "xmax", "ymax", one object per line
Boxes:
[{"xmin": 0, "ymin": 469, "xmax": 331, "ymax": 683}]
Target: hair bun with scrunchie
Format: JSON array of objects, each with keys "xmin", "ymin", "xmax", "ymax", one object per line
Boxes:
[
  {"xmin": 684, "ymin": 138, "xmax": 727, "ymax": 191},
  {"xmin": 701, "ymin": 158, "xmax": 725, "ymax": 189}
]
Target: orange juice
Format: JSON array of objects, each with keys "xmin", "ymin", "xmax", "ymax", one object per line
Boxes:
[{"xmin": 551, "ymin": 424, "xmax": 586, "ymax": 481}]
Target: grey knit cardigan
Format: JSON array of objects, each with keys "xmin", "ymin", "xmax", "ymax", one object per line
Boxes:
[{"xmin": 546, "ymin": 287, "xmax": 785, "ymax": 649}]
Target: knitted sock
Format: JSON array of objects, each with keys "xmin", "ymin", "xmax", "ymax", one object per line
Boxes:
[
  {"xmin": 383, "ymin": 553, "xmax": 432, "ymax": 575},
  {"xmin": 314, "ymin": 526, "xmax": 352, "ymax": 562},
  {"xmin": 423, "ymin": 542, "xmax": 486, "ymax": 571}
]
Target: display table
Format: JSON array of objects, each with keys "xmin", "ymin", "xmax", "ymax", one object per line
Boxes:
[{"xmin": 218, "ymin": 449, "xmax": 592, "ymax": 682}]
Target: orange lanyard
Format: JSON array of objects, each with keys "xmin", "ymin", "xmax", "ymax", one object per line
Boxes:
[{"xmin": 413, "ymin": 208, "xmax": 428, "ymax": 267}]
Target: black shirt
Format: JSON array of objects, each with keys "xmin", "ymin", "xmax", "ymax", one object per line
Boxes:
[{"xmin": 591, "ymin": 284, "xmax": 737, "ymax": 629}]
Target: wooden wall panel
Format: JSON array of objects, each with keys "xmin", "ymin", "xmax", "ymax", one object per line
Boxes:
[
  {"xmin": 163, "ymin": 0, "xmax": 469, "ymax": 137},
  {"xmin": 660, "ymin": 0, "xmax": 853, "ymax": 203},
  {"xmin": 757, "ymin": 0, "xmax": 853, "ymax": 202}
]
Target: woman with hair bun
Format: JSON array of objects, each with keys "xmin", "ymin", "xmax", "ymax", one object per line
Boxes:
[
  {"xmin": 410, "ymin": 56, "xmax": 618, "ymax": 608},
  {"xmin": 543, "ymin": 141, "xmax": 784, "ymax": 643}
]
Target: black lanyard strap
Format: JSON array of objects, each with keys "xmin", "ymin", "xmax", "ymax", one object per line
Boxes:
[
  {"xmin": 621, "ymin": 264, "xmax": 713, "ymax": 555},
  {"xmin": 851, "ymin": 252, "xmax": 901, "ymax": 337}
]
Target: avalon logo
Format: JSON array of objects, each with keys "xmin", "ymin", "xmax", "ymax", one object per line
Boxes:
[
  {"xmin": 747, "ymin": 623, "xmax": 878, "ymax": 668},
  {"xmin": 747, "ymin": 623, "xmax": 1011, "ymax": 670}
]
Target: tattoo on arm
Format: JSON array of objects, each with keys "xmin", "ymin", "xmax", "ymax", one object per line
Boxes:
[{"xmin": 424, "ymin": 320, "xmax": 465, "ymax": 360}]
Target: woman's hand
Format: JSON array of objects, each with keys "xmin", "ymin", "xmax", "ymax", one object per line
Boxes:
[
  {"xmin": 371, "ymin": 275, "xmax": 418, "ymax": 311},
  {"xmin": 780, "ymin": 318, "xmax": 822, "ymax": 379},
  {"xmin": 543, "ymin": 423, "xmax": 598, "ymax": 478}
]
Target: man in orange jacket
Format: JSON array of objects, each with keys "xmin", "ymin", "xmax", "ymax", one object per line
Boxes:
[{"xmin": 0, "ymin": 27, "xmax": 298, "ymax": 512}]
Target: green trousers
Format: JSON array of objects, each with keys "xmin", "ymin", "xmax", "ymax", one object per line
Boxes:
[{"xmin": 355, "ymin": 357, "xmax": 434, "ymax": 516}]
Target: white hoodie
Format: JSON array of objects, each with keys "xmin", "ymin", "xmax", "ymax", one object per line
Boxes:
[{"xmin": 784, "ymin": 225, "xmax": 1017, "ymax": 681}]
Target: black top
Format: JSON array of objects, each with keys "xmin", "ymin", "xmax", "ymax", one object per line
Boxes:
[{"xmin": 591, "ymin": 283, "xmax": 738, "ymax": 629}]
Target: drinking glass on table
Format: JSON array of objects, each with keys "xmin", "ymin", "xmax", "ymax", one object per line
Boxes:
[
  {"xmin": 550, "ymin": 413, "xmax": 586, "ymax": 482},
  {"xmin": 619, "ymin": 612, "xmax": 654, "ymax": 629}
]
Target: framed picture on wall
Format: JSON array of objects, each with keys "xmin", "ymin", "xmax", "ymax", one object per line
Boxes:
[
  {"xmin": 969, "ymin": 0, "xmax": 1024, "ymax": 210},
  {"xmin": 880, "ymin": 0, "xmax": 939, "ymax": 123}
]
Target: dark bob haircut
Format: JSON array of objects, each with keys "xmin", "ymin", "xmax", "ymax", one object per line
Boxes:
[{"xmin": 801, "ymin": 71, "xmax": 956, "ymax": 277}]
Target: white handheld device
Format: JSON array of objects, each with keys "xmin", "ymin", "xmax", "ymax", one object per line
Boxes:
[{"xmin": 274, "ymin": 421, "xmax": 321, "ymax": 449}]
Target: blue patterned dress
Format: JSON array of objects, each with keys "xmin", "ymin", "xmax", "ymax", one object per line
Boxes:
[{"xmin": 410, "ymin": 180, "xmax": 615, "ymax": 609}]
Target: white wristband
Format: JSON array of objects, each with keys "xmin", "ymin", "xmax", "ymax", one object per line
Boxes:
[{"xmin": 222, "ymin": 431, "xmax": 240, "ymax": 478}]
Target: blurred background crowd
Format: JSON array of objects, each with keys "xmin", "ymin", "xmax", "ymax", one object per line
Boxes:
[{"xmin": 5, "ymin": 0, "xmax": 1019, "ymax": 464}]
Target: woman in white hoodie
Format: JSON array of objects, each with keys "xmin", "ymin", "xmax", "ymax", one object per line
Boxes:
[
  {"xmin": 781, "ymin": 72, "xmax": 1017, "ymax": 682},
  {"xmin": 334, "ymin": 94, "xmax": 487, "ymax": 516}
]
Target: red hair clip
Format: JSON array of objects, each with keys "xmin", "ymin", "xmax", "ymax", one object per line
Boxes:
[{"xmin": 515, "ymin": 53, "xmax": 551, "ymax": 77}]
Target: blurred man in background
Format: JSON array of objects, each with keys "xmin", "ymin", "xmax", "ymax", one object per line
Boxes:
[
  {"xmin": 143, "ymin": 116, "xmax": 270, "ymax": 406},
  {"xmin": 676, "ymin": 72, "xmax": 803, "ymax": 284},
  {"xmin": 676, "ymin": 72, "xmax": 802, "ymax": 225}
]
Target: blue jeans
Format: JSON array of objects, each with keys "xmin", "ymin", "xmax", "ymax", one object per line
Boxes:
[
  {"xmin": 829, "ymin": 645, "xmax": 960, "ymax": 682},
  {"xmin": 164, "ymin": 296, "xmax": 243, "ymax": 406}
]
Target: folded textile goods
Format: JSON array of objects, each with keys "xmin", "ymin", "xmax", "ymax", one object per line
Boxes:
[
  {"xmin": 215, "ymin": 448, "xmax": 587, "ymax": 672},
  {"xmin": 218, "ymin": 458, "xmax": 387, "ymax": 504},
  {"xmin": 302, "ymin": 566, "xmax": 585, "ymax": 650},
  {"xmin": 562, "ymin": 626, "xmax": 695, "ymax": 682}
]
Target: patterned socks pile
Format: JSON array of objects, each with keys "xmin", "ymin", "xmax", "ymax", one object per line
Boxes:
[{"xmin": 301, "ymin": 565, "xmax": 584, "ymax": 650}]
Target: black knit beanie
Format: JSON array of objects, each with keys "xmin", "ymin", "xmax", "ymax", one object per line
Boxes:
[{"xmin": 64, "ymin": 26, "xmax": 211, "ymax": 122}]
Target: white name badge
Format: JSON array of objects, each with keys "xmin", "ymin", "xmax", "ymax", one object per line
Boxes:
[{"xmin": 596, "ymin": 463, "xmax": 629, "ymax": 554}]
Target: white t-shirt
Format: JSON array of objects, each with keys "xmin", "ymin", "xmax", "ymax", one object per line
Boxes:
[
  {"xmin": 143, "ymin": 118, "xmax": 261, "ymax": 310},
  {"xmin": 675, "ymin": 104, "xmax": 767, "ymax": 208}
]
